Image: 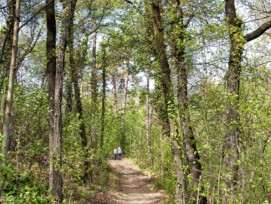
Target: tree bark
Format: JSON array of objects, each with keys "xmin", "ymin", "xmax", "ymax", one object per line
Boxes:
[
  {"xmin": 121, "ymin": 68, "xmax": 129, "ymax": 148},
  {"xmin": 45, "ymin": 0, "xmax": 57, "ymax": 198},
  {"xmin": 65, "ymin": 75, "xmax": 73, "ymax": 114},
  {"xmin": 145, "ymin": 73, "xmax": 153, "ymax": 165},
  {"xmin": 47, "ymin": 0, "xmax": 77, "ymax": 201},
  {"xmin": 171, "ymin": 1, "xmax": 206, "ymax": 203},
  {"xmin": 151, "ymin": 0, "xmax": 206, "ymax": 203},
  {"xmin": 223, "ymin": 1, "xmax": 243, "ymax": 202},
  {"xmin": 223, "ymin": 0, "xmax": 271, "ymax": 202},
  {"xmin": 0, "ymin": 0, "xmax": 15, "ymax": 75},
  {"xmin": 71, "ymin": 23, "xmax": 89, "ymax": 183},
  {"xmin": 171, "ymin": 138, "xmax": 186, "ymax": 203},
  {"xmin": 150, "ymin": 2, "xmax": 184, "ymax": 203},
  {"xmin": 65, "ymin": 0, "xmax": 77, "ymax": 115},
  {"xmin": 100, "ymin": 44, "xmax": 107, "ymax": 149},
  {"xmin": 72, "ymin": 36, "xmax": 89, "ymax": 181},
  {"xmin": 112, "ymin": 74, "xmax": 118, "ymax": 116},
  {"xmin": 52, "ymin": 0, "xmax": 78, "ymax": 199},
  {"xmin": 2, "ymin": 0, "xmax": 20, "ymax": 166},
  {"xmin": 90, "ymin": 28, "xmax": 98, "ymax": 147},
  {"xmin": 151, "ymin": 0, "xmax": 171, "ymax": 137}
]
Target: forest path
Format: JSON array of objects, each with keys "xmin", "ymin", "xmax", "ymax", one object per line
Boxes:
[{"xmin": 107, "ymin": 158, "xmax": 166, "ymax": 204}]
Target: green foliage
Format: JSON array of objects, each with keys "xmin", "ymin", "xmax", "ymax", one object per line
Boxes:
[
  {"xmin": 2, "ymin": 0, "xmax": 271, "ymax": 203},
  {"xmin": 2, "ymin": 169, "xmax": 52, "ymax": 203},
  {"xmin": 155, "ymin": 177, "xmax": 176, "ymax": 195}
]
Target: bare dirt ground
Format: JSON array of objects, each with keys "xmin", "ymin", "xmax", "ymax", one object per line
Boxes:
[{"xmin": 105, "ymin": 158, "xmax": 167, "ymax": 204}]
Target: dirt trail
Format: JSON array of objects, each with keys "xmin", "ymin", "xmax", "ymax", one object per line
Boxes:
[{"xmin": 107, "ymin": 158, "xmax": 166, "ymax": 204}]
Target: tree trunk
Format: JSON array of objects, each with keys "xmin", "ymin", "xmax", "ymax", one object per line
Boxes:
[
  {"xmin": 223, "ymin": 0, "xmax": 243, "ymax": 202},
  {"xmin": 90, "ymin": 29, "xmax": 98, "ymax": 147},
  {"xmin": 72, "ymin": 36, "xmax": 88, "ymax": 181},
  {"xmin": 2, "ymin": 0, "xmax": 20, "ymax": 166},
  {"xmin": 53, "ymin": 0, "xmax": 78, "ymax": 199},
  {"xmin": 150, "ymin": 2, "xmax": 184, "ymax": 203},
  {"xmin": 0, "ymin": 0, "xmax": 15, "ymax": 73},
  {"xmin": 151, "ymin": 0, "xmax": 206, "ymax": 203},
  {"xmin": 65, "ymin": 79, "xmax": 73, "ymax": 114},
  {"xmin": 171, "ymin": 138, "xmax": 186, "ymax": 203},
  {"xmin": 171, "ymin": 1, "xmax": 205, "ymax": 202},
  {"xmin": 145, "ymin": 73, "xmax": 153, "ymax": 165},
  {"xmin": 112, "ymin": 74, "xmax": 118, "ymax": 116},
  {"xmin": 47, "ymin": 0, "xmax": 78, "ymax": 201},
  {"xmin": 45, "ymin": 0, "xmax": 57, "ymax": 199},
  {"xmin": 100, "ymin": 44, "xmax": 107, "ymax": 149},
  {"xmin": 67, "ymin": 30, "xmax": 89, "ymax": 181},
  {"xmin": 150, "ymin": 0, "xmax": 171, "ymax": 137},
  {"xmin": 223, "ymin": 1, "xmax": 271, "ymax": 202},
  {"xmin": 121, "ymin": 68, "xmax": 129, "ymax": 148}
]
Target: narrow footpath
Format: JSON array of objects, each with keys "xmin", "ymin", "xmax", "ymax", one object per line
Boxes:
[{"xmin": 106, "ymin": 158, "xmax": 166, "ymax": 204}]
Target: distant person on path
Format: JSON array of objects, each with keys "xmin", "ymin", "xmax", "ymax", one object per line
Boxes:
[
  {"xmin": 117, "ymin": 146, "xmax": 122, "ymax": 160},
  {"xmin": 114, "ymin": 148, "xmax": 118, "ymax": 160}
]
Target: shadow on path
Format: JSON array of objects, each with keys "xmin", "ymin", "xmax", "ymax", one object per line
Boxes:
[{"xmin": 107, "ymin": 158, "xmax": 166, "ymax": 204}]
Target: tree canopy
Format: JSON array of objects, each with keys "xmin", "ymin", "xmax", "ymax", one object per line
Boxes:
[{"xmin": 1, "ymin": 0, "xmax": 271, "ymax": 203}]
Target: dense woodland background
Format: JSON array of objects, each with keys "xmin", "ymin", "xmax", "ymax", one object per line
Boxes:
[{"xmin": 1, "ymin": 0, "xmax": 271, "ymax": 203}]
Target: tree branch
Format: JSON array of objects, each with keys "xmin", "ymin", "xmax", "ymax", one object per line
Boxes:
[
  {"xmin": 0, "ymin": 24, "xmax": 13, "ymax": 63},
  {"xmin": 19, "ymin": 0, "xmax": 54, "ymax": 30},
  {"xmin": 124, "ymin": 0, "xmax": 133, "ymax": 4},
  {"xmin": 245, "ymin": 19, "xmax": 271, "ymax": 42},
  {"xmin": 0, "ymin": 5, "xmax": 7, "ymax": 10}
]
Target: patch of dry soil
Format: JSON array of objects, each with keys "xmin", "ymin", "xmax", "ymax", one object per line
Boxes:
[{"xmin": 107, "ymin": 158, "xmax": 166, "ymax": 204}]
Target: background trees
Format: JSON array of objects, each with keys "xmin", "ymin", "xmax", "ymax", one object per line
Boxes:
[{"xmin": 0, "ymin": 0, "xmax": 271, "ymax": 203}]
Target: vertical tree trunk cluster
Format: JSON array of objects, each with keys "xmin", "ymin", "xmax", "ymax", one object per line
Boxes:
[
  {"xmin": 150, "ymin": 0, "xmax": 205, "ymax": 203},
  {"xmin": 73, "ymin": 36, "xmax": 89, "ymax": 181},
  {"xmin": 90, "ymin": 29, "xmax": 98, "ymax": 147},
  {"xmin": 2, "ymin": 0, "xmax": 20, "ymax": 167},
  {"xmin": 46, "ymin": 0, "xmax": 78, "ymax": 201},
  {"xmin": 100, "ymin": 43, "xmax": 107, "ymax": 149}
]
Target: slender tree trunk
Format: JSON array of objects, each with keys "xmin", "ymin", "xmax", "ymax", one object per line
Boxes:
[
  {"xmin": 66, "ymin": 0, "xmax": 76, "ymax": 115},
  {"xmin": 90, "ymin": 29, "xmax": 98, "ymax": 147},
  {"xmin": 100, "ymin": 44, "xmax": 107, "ymax": 149},
  {"xmin": 121, "ymin": 68, "xmax": 129, "ymax": 148},
  {"xmin": 1, "ymin": 2, "xmax": 19, "ymax": 197},
  {"xmin": 0, "ymin": 4, "xmax": 16, "ymax": 172},
  {"xmin": 52, "ymin": 0, "xmax": 78, "ymax": 199},
  {"xmin": 47, "ymin": 0, "xmax": 78, "ymax": 201},
  {"xmin": 145, "ymin": 73, "xmax": 153, "ymax": 165},
  {"xmin": 65, "ymin": 79, "xmax": 73, "ymax": 114},
  {"xmin": 0, "ymin": 0, "xmax": 15, "ymax": 73},
  {"xmin": 66, "ymin": 1, "xmax": 89, "ymax": 182},
  {"xmin": 72, "ymin": 36, "xmax": 89, "ymax": 181},
  {"xmin": 151, "ymin": 0, "xmax": 171, "ymax": 137},
  {"xmin": 45, "ymin": 0, "xmax": 57, "ymax": 199},
  {"xmin": 51, "ymin": 1, "xmax": 71, "ymax": 200},
  {"xmin": 2, "ymin": 0, "xmax": 20, "ymax": 166},
  {"xmin": 112, "ymin": 74, "xmax": 118, "ymax": 116}
]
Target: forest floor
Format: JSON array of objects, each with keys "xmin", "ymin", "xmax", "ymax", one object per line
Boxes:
[{"xmin": 90, "ymin": 158, "xmax": 167, "ymax": 204}]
